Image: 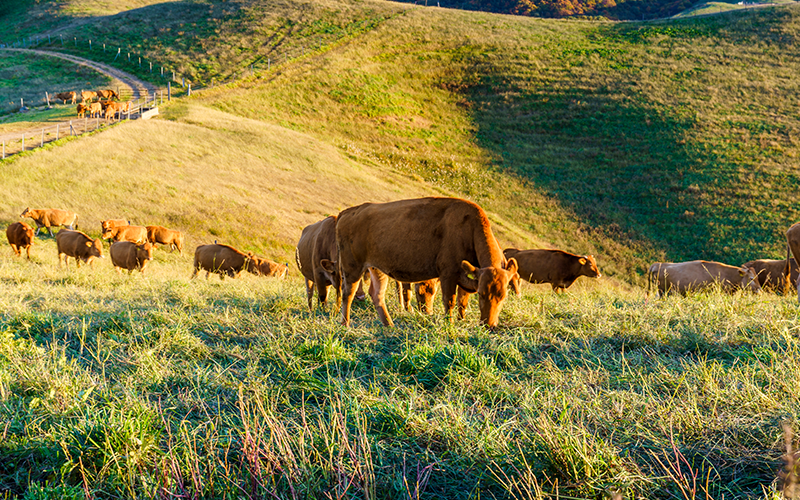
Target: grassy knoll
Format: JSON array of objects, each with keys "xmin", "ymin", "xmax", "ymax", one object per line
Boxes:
[{"xmin": 1, "ymin": 237, "xmax": 798, "ymax": 499}]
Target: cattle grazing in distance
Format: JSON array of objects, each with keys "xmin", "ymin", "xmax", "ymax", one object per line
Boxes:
[
  {"xmin": 21, "ymin": 207, "xmax": 78, "ymax": 236},
  {"xmin": 110, "ymin": 241, "xmax": 153, "ymax": 275},
  {"xmin": 503, "ymin": 248, "xmax": 601, "ymax": 294},
  {"xmin": 103, "ymin": 101, "xmax": 119, "ymax": 120},
  {"xmin": 56, "ymin": 229, "xmax": 104, "ymax": 269},
  {"xmin": 102, "ymin": 225, "xmax": 148, "ymax": 245},
  {"xmin": 786, "ymin": 223, "xmax": 800, "ymax": 301},
  {"xmin": 6, "ymin": 222, "xmax": 35, "ymax": 259},
  {"xmin": 76, "ymin": 103, "xmax": 88, "ymax": 118},
  {"xmin": 88, "ymin": 102, "xmax": 102, "ymax": 118},
  {"xmin": 333, "ymin": 197, "xmax": 518, "ymax": 328},
  {"xmin": 55, "ymin": 91, "xmax": 76, "ymax": 104},
  {"xmin": 192, "ymin": 244, "xmax": 250, "ymax": 280},
  {"xmin": 118, "ymin": 101, "xmax": 132, "ymax": 114},
  {"xmin": 146, "ymin": 225, "xmax": 184, "ymax": 254},
  {"xmin": 80, "ymin": 90, "xmax": 98, "ymax": 102},
  {"xmin": 246, "ymin": 253, "xmax": 289, "ymax": 278},
  {"xmin": 648, "ymin": 260, "xmax": 761, "ymax": 296},
  {"xmin": 101, "ymin": 219, "xmax": 129, "ymax": 234},
  {"xmin": 741, "ymin": 257, "xmax": 799, "ymax": 293},
  {"xmin": 97, "ymin": 89, "xmax": 118, "ymax": 100},
  {"xmin": 296, "ymin": 216, "xmax": 342, "ymax": 310}
]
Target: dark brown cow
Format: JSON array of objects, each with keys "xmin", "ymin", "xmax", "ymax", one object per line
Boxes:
[
  {"xmin": 56, "ymin": 91, "xmax": 76, "ymax": 104},
  {"xmin": 55, "ymin": 229, "xmax": 103, "ymax": 269},
  {"xmin": 21, "ymin": 207, "xmax": 78, "ymax": 236},
  {"xmin": 191, "ymin": 244, "xmax": 250, "ymax": 280},
  {"xmin": 333, "ymin": 197, "xmax": 518, "ymax": 328},
  {"xmin": 97, "ymin": 89, "xmax": 118, "ymax": 100},
  {"xmin": 101, "ymin": 219, "xmax": 129, "ymax": 234},
  {"xmin": 81, "ymin": 90, "xmax": 97, "ymax": 102},
  {"xmin": 110, "ymin": 241, "xmax": 153, "ymax": 274},
  {"xmin": 146, "ymin": 225, "xmax": 184, "ymax": 254},
  {"xmin": 102, "ymin": 225, "xmax": 148, "ymax": 244},
  {"xmin": 6, "ymin": 222, "xmax": 34, "ymax": 259},
  {"xmin": 503, "ymin": 248, "xmax": 601, "ymax": 294},
  {"xmin": 742, "ymin": 257, "xmax": 799, "ymax": 293},
  {"xmin": 76, "ymin": 103, "xmax": 88, "ymax": 118},
  {"xmin": 296, "ymin": 216, "xmax": 341, "ymax": 310},
  {"xmin": 648, "ymin": 260, "xmax": 761, "ymax": 296},
  {"xmin": 246, "ymin": 254, "xmax": 289, "ymax": 278}
]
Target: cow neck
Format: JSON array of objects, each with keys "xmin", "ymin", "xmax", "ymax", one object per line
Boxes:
[{"xmin": 473, "ymin": 216, "xmax": 504, "ymax": 269}]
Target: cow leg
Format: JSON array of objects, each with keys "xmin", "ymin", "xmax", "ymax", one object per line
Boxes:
[
  {"xmin": 305, "ymin": 278, "xmax": 315, "ymax": 311},
  {"xmin": 25, "ymin": 245, "xmax": 31, "ymax": 260},
  {"xmin": 46, "ymin": 225, "xmax": 53, "ymax": 237},
  {"xmin": 456, "ymin": 286, "xmax": 471, "ymax": 319},
  {"xmin": 10, "ymin": 244, "xmax": 19, "ymax": 257},
  {"xmin": 439, "ymin": 277, "xmax": 458, "ymax": 321},
  {"xmin": 340, "ymin": 271, "xmax": 361, "ymax": 327},
  {"xmin": 368, "ymin": 268, "xmax": 394, "ymax": 328},
  {"xmin": 317, "ymin": 281, "xmax": 330, "ymax": 309},
  {"xmin": 398, "ymin": 282, "xmax": 413, "ymax": 312}
]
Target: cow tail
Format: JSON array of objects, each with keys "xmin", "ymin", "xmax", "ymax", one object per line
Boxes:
[
  {"xmin": 295, "ymin": 246, "xmax": 301, "ymax": 272},
  {"xmin": 647, "ymin": 266, "xmax": 652, "ymax": 296}
]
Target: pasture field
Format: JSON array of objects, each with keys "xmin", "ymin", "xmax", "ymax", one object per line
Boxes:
[{"xmin": 1, "ymin": 236, "xmax": 798, "ymax": 499}]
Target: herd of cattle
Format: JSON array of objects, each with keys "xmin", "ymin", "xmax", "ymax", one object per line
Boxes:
[
  {"xmin": 5, "ymin": 196, "xmax": 800, "ymax": 328},
  {"xmin": 54, "ymin": 89, "xmax": 132, "ymax": 121}
]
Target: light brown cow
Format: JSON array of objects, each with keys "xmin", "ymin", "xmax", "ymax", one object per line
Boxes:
[
  {"xmin": 503, "ymin": 248, "xmax": 601, "ymax": 294},
  {"xmin": 76, "ymin": 103, "xmax": 88, "ymax": 118},
  {"xmin": 119, "ymin": 101, "xmax": 132, "ymax": 114},
  {"xmin": 103, "ymin": 101, "xmax": 119, "ymax": 120},
  {"xmin": 81, "ymin": 90, "xmax": 97, "ymax": 102},
  {"xmin": 110, "ymin": 241, "xmax": 153, "ymax": 275},
  {"xmin": 97, "ymin": 89, "xmax": 118, "ymax": 100},
  {"xmin": 55, "ymin": 229, "xmax": 103, "ymax": 269},
  {"xmin": 648, "ymin": 260, "xmax": 761, "ymax": 296},
  {"xmin": 296, "ymin": 216, "xmax": 342, "ymax": 310},
  {"xmin": 56, "ymin": 91, "xmax": 76, "ymax": 104},
  {"xmin": 88, "ymin": 102, "xmax": 102, "ymax": 118},
  {"xmin": 102, "ymin": 225, "xmax": 148, "ymax": 244},
  {"xmin": 192, "ymin": 244, "xmax": 251, "ymax": 280},
  {"xmin": 6, "ymin": 222, "xmax": 34, "ymax": 259},
  {"xmin": 787, "ymin": 222, "xmax": 800, "ymax": 301},
  {"xmin": 246, "ymin": 254, "xmax": 289, "ymax": 278},
  {"xmin": 332, "ymin": 197, "xmax": 518, "ymax": 328},
  {"xmin": 21, "ymin": 207, "xmax": 78, "ymax": 236},
  {"xmin": 101, "ymin": 219, "xmax": 129, "ymax": 234},
  {"xmin": 146, "ymin": 225, "xmax": 184, "ymax": 254},
  {"xmin": 742, "ymin": 257, "xmax": 799, "ymax": 293}
]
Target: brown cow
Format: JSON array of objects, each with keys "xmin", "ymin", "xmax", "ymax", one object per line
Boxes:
[
  {"xmin": 88, "ymin": 102, "xmax": 102, "ymax": 118},
  {"xmin": 76, "ymin": 103, "xmax": 88, "ymax": 118},
  {"xmin": 97, "ymin": 89, "xmax": 118, "ymax": 100},
  {"xmin": 191, "ymin": 244, "xmax": 251, "ymax": 280},
  {"xmin": 648, "ymin": 260, "xmax": 761, "ymax": 296},
  {"xmin": 786, "ymin": 223, "xmax": 800, "ymax": 301},
  {"xmin": 81, "ymin": 90, "xmax": 97, "ymax": 102},
  {"xmin": 110, "ymin": 241, "xmax": 153, "ymax": 275},
  {"xmin": 21, "ymin": 207, "xmax": 78, "ymax": 236},
  {"xmin": 742, "ymin": 257, "xmax": 799, "ymax": 293},
  {"xmin": 6, "ymin": 222, "xmax": 34, "ymax": 259},
  {"xmin": 103, "ymin": 101, "xmax": 119, "ymax": 120},
  {"xmin": 503, "ymin": 248, "xmax": 601, "ymax": 294},
  {"xmin": 247, "ymin": 254, "xmax": 289, "ymax": 278},
  {"xmin": 296, "ymin": 216, "xmax": 342, "ymax": 310},
  {"xmin": 101, "ymin": 219, "xmax": 129, "ymax": 234},
  {"xmin": 102, "ymin": 225, "xmax": 148, "ymax": 244},
  {"xmin": 119, "ymin": 101, "xmax": 132, "ymax": 114},
  {"xmin": 56, "ymin": 91, "xmax": 76, "ymax": 104},
  {"xmin": 146, "ymin": 225, "xmax": 184, "ymax": 254},
  {"xmin": 332, "ymin": 197, "xmax": 518, "ymax": 328},
  {"xmin": 394, "ymin": 279, "xmax": 439, "ymax": 314},
  {"xmin": 55, "ymin": 229, "xmax": 103, "ymax": 269}
]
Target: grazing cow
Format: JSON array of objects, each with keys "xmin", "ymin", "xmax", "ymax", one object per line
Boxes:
[
  {"xmin": 119, "ymin": 101, "xmax": 132, "ymax": 114},
  {"xmin": 296, "ymin": 216, "xmax": 342, "ymax": 310},
  {"xmin": 191, "ymin": 244, "xmax": 250, "ymax": 280},
  {"xmin": 88, "ymin": 102, "xmax": 102, "ymax": 118},
  {"xmin": 648, "ymin": 260, "xmax": 761, "ymax": 296},
  {"xmin": 110, "ymin": 241, "xmax": 153, "ymax": 275},
  {"xmin": 20, "ymin": 207, "xmax": 78, "ymax": 236},
  {"xmin": 6, "ymin": 222, "xmax": 34, "ymax": 259},
  {"xmin": 102, "ymin": 225, "xmax": 148, "ymax": 244},
  {"xmin": 80, "ymin": 90, "xmax": 97, "ymax": 102},
  {"xmin": 394, "ymin": 279, "xmax": 439, "ymax": 314},
  {"xmin": 101, "ymin": 219, "xmax": 129, "ymax": 234},
  {"xmin": 786, "ymin": 222, "xmax": 800, "ymax": 301},
  {"xmin": 55, "ymin": 91, "xmax": 76, "ymax": 104},
  {"xmin": 333, "ymin": 197, "xmax": 518, "ymax": 328},
  {"xmin": 247, "ymin": 254, "xmax": 289, "ymax": 278},
  {"xmin": 741, "ymin": 257, "xmax": 799, "ymax": 293},
  {"xmin": 146, "ymin": 225, "xmax": 184, "ymax": 254},
  {"xmin": 55, "ymin": 229, "xmax": 103, "ymax": 269},
  {"xmin": 76, "ymin": 103, "xmax": 88, "ymax": 118},
  {"xmin": 97, "ymin": 89, "xmax": 118, "ymax": 100},
  {"xmin": 503, "ymin": 248, "xmax": 601, "ymax": 294}
]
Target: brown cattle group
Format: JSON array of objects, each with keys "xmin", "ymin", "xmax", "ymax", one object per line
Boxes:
[{"xmin": 54, "ymin": 87, "xmax": 131, "ymax": 121}]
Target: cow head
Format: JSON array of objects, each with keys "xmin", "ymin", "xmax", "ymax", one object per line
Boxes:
[
  {"xmin": 579, "ymin": 255, "xmax": 602, "ymax": 278},
  {"xmin": 319, "ymin": 259, "xmax": 340, "ymax": 287},
  {"xmin": 137, "ymin": 242, "xmax": 154, "ymax": 262},
  {"xmin": 461, "ymin": 258, "xmax": 518, "ymax": 328},
  {"xmin": 245, "ymin": 252, "xmax": 261, "ymax": 275},
  {"xmin": 739, "ymin": 266, "xmax": 762, "ymax": 293},
  {"xmin": 20, "ymin": 207, "xmax": 32, "ymax": 218}
]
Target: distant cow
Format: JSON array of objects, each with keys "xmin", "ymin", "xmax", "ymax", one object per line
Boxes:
[
  {"xmin": 742, "ymin": 257, "xmax": 799, "ymax": 293},
  {"xmin": 76, "ymin": 103, "xmax": 88, "ymax": 118},
  {"xmin": 118, "ymin": 101, "xmax": 132, "ymax": 114},
  {"xmin": 503, "ymin": 248, "xmax": 601, "ymax": 294},
  {"xmin": 192, "ymin": 244, "xmax": 251, "ymax": 280},
  {"xmin": 247, "ymin": 254, "xmax": 289, "ymax": 278},
  {"xmin": 6, "ymin": 222, "xmax": 34, "ymax": 259},
  {"xmin": 55, "ymin": 229, "xmax": 103, "ymax": 269},
  {"xmin": 88, "ymin": 102, "xmax": 102, "ymax": 118},
  {"xmin": 146, "ymin": 225, "xmax": 184, "ymax": 254},
  {"xmin": 110, "ymin": 241, "xmax": 153, "ymax": 274},
  {"xmin": 102, "ymin": 225, "xmax": 148, "ymax": 244},
  {"xmin": 97, "ymin": 89, "xmax": 118, "ymax": 100},
  {"xmin": 55, "ymin": 91, "xmax": 76, "ymax": 104},
  {"xmin": 333, "ymin": 197, "xmax": 518, "ymax": 328},
  {"xmin": 20, "ymin": 207, "xmax": 78, "ymax": 236},
  {"xmin": 101, "ymin": 219, "xmax": 129, "ymax": 234},
  {"xmin": 648, "ymin": 260, "xmax": 761, "ymax": 296},
  {"xmin": 80, "ymin": 90, "xmax": 97, "ymax": 102}
]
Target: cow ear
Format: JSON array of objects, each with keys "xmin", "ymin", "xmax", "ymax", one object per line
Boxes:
[
  {"xmin": 579, "ymin": 258, "xmax": 587, "ymax": 265},
  {"xmin": 86, "ymin": 241, "xmax": 92, "ymax": 247},
  {"xmin": 461, "ymin": 260, "xmax": 478, "ymax": 277},
  {"xmin": 320, "ymin": 259, "xmax": 337, "ymax": 274},
  {"xmin": 738, "ymin": 268, "xmax": 745, "ymax": 276},
  {"xmin": 505, "ymin": 257, "xmax": 518, "ymax": 275}
]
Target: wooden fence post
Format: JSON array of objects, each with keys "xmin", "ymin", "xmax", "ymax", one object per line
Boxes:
[
  {"xmin": 41, "ymin": 129, "xmax": 44, "ymax": 147},
  {"xmin": 70, "ymin": 120, "xmax": 74, "ymax": 136},
  {"xmin": 168, "ymin": 82, "xmax": 171, "ymax": 101},
  {"xmin": 56, "ymin": 124, "xmax": 59, "ymax": 140},
  {"xmin": 188, "ymin": 83, "xmax": 191, "ymax": 96},
  {"xmin": 46, "ymin": 92, "xmax": 50, "ymax": 107}
]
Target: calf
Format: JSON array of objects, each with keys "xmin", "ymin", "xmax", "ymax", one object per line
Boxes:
[
  {"xmin": 110, "ymin": 241, "xmax": 153, "ymax": 274},
  {"xmin": 76, "ymin": 103, "xmax": 88, "ymax": 118},
  {"xmin": 146, "ymin": 225, "xmax": 184, "ymax": 254},
  {"xmin": 101, "ymin": 219, "xmax": 129, "ymax": 234},
  {"xmin": 56, "ymin": 229, "xmax": 103, "ymax": 269},
  {"xmin": 102, "ymin": 225, "xmax": 148, "ymax": 244},
  {"xmin": 247, "ymin": 254, "xmax": 289, "ymax": 278},
  {"xmin": 88, "ymin": 102, "xmax": 102, "ymax": 118},
  {"xmin": 21, "ymin": 207, "xmax": 78, "ymax": 236},
  {"xmin": 648, "ymin": 260, "xmax": 761, "ymax": 296},
  {"xmin": 192, "ymin": 244, "xmax": 250, "ymax": 280},
  {"xmin": 6, "ymin": 222, "xmax": 34, "ymax": 259},
  {"xmin": 503, "ymin": 248, "xmax": 601, "ymax": 294}
]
